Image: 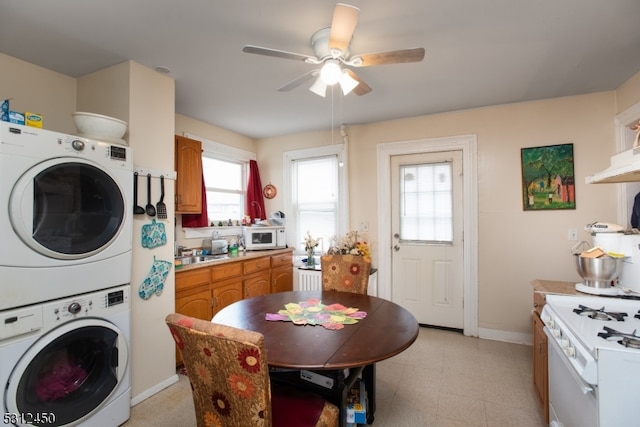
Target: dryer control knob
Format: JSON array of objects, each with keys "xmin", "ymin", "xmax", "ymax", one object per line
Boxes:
[
  {"xmin": 68, "ymin": 302, "xmax": 82, "ymax": 314},
  {"xmin": 71, "ymin": 139, "xmax": 85, "ymax": 151}
]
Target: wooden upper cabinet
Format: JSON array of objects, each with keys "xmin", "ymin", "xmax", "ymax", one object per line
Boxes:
[{"xmin": 175, "ymin": 135, "xmax": 203, "ymax": 214}]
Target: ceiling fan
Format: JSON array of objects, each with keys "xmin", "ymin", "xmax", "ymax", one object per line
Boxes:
[{"xmin": 242, "ymin": 3, "xmax": 425, "ymax": 97}]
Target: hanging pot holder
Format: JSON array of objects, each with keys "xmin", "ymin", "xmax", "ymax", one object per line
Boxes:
[
  {"xmin": 141, "ymin": 219, "xmax": 167, "ymax": 249},
  {"xmin": 139, "ymin": 256, "xmax": 172, "ymax": 300}
]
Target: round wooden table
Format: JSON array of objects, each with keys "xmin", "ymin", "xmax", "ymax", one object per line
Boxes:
[{"xmin": 213, "ymin": 290, "xmax": 419, "ymax": 426}]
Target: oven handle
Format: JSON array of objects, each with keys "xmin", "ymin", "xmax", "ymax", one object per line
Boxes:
[{"xmin": 544, "ymin": 326, "xmax": 594, "ymax": 395}]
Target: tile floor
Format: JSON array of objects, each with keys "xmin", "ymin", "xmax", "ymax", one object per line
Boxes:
[{"xmin": 124, "ymin": 327, "xmax": 546, "ymax": 427}]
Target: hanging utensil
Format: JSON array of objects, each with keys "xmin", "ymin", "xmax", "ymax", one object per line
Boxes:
[
  {"xmin": 133, "ymin": 172, "xmax": 145, "ymax": 215},
  {"xmin": 146, "ymin": 174, "xmax": 156, "ymax": 217},
  {"xmin": 156, "ymin": 175, "xmax": 167, "ymax": 219}
]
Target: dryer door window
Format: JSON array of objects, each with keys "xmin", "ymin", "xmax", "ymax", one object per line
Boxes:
[
  {"xmin": 7, "ymin": 322, "xmax": 125, "ymax": 426},
  {"xmin": 10, "ymin": 159, "xmax": 125, "ymax": 259}
]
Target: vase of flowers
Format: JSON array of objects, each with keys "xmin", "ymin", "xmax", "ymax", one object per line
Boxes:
[
  {"xmin": 303, "ymin": 231, "xmax": 319, "ymax": 267},
  {"xmin": 327, "ymin": 231, "xmax": 371, "ymax": 259}
]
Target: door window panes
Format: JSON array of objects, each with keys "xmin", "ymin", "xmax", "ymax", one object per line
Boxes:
[{"xmin": 400, "ymin": 162, "xmax": 453, "ymax": 242}]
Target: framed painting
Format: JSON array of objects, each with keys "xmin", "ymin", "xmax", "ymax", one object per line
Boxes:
[{"xmin": 521, "ymin": 143, "xmax": 575, "ymax": 211}]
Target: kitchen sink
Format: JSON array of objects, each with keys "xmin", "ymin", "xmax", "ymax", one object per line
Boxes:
[{"xmin": 177, "ymin": 254, "xmax": 228, "ymax": 265}]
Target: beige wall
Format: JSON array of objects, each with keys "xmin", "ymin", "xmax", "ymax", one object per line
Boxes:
[
  {"xmin": 616, "ymin": 71, "xmax": 640, "ymax": 114},
  {"xmin": 255, "ymin": 92, "xmax": 621, "ymax": 339},
  {"xmin": 0, "ymin": 52, "xmax": 77, "ymax": 133}
]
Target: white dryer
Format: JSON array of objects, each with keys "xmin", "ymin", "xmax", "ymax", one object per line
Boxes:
[
  {"xmin": 0, "ymin": 123, "xmax": 133, "ymax": 310},
  {"xmin": 0, "ymin": 285, "xmax": 131, "ymax": 426}
]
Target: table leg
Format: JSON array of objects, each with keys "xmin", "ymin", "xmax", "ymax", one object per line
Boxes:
[{"xmin": 361, "ymin": 364, "xmax": 376, "ymax": 424}]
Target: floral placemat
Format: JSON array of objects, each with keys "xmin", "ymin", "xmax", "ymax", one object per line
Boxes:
[{"xmin": 265, "ymin": 298, "xmax": 367, "ymax": 330}]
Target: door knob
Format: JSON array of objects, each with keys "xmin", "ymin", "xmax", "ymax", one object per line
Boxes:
[{"xmin": 394, "ymin": 245, "xmax": 400, "ymax": 251}]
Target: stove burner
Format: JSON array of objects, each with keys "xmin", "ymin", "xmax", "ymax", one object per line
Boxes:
[
  {"xmin": 573, "ymin": 304, "xmax": 628, "ymax": 321},
  {"xmin": 619, "ymin": 337, "xmax": 640, "ymax": 349},
  {"xmin": 598, "ymin": 326, "xmax": 640, "ymax": 345}
]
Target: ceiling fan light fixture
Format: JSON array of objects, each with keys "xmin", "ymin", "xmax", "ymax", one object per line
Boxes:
[
  {"xmin": 320, "ymin": 59, "xmax": 342, "ymax": 85},
  {"xmin": 339, "ymin": 70, "xmax": 359, "ymax": 95},
  {"xmin": 309, "ymin": 76, "xmax": 327, "ymax": 97}
]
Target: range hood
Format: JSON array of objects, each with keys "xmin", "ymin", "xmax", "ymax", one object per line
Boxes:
[{"xmin": 586, "ymin": 146, "xmax": 640, "ymax": 183}]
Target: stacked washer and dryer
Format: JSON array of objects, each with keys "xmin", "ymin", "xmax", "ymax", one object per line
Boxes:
[{"xmin": 0, "ymin": 122, "xmax": 133, "ymax": 426}]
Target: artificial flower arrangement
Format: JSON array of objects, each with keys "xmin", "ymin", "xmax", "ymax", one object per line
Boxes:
[
  {"xmin": 327, "ymin": 231, "xmax": 371, "ymax": 259},
  {"xmin": 303, "ymin": 231, "xmax": 319, "ymax": 252}
]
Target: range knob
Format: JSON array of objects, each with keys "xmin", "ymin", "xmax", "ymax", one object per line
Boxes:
[
  {"xmin": 71, "ymin": 139, "xmax": 85, "ymax": 151},
  {"xmin": 68, "ymin": 302, "xmax": 82, "ymax": 315}
]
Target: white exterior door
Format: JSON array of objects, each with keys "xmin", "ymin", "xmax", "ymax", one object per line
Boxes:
[{"xmin": 390, "ymin": 150, "xmax": 464, "ymax": 328}]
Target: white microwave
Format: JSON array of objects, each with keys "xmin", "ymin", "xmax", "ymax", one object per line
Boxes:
[{"xmin": 243, "ymin": 226, "xmax": 287, "ymax": 250}]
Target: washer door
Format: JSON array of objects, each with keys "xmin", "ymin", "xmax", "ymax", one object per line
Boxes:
[
  {"xmin": 9, "ymin": 158, "xmax": 125, "ymax": 260},
  {"xmin": 5, "ymin": 318, "xmax": 129, "ymax": 427}
]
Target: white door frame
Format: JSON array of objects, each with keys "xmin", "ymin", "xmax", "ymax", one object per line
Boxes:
[{"xmin": 377, "ymin": 135, "xmax": 478, "ymax": 336}]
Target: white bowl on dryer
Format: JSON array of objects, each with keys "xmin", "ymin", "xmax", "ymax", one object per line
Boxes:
[{"xmin": 72, "ymin": 112, "xmax": 128, "ymax": 144}]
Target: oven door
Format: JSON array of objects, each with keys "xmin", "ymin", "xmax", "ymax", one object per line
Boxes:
[
  {"xmin": 9, "ymin": 158, "xmax": 126, "ymax": 260},
  {"xmin": 545, "ymin": 326, "xmax": 598, "ymax": 427}
]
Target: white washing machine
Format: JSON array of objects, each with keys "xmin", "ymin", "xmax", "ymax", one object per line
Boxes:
[
  {"xmin": 0, "ymin": 123, "xmax": 133, "ymax": 310},
  {"xmin": 0, "ymin": 285, "xmax": 131, "ymax": 427}
]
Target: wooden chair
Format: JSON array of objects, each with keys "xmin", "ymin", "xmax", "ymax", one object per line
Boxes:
[
  {"xmin": 165, "ymin": 313, "xmax": 339, "ymax": 427},
  {"xmin": 321, "ymin": 254, "xmax": 371, "ymax": 294}
]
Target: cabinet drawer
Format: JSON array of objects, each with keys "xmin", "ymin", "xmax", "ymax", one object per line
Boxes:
[
  {"xmin": 244, "ymin": 257, "xmax": 270, "ymax": 275},
  {"xmin": 176, "ymin": 268, "xmax": 210, "ymax": 292},
  {"xmin": 271, "ymin": 253, "xmax": 292, "ymax": 268},
  {"xmin": 211, "ymin": 263, "xmax": 242, "ymax": 281}
]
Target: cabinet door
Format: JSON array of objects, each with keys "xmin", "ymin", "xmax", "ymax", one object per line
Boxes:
[
  {"xmin": 212, "ymin": 281, "xmax": 243, "ymax": 316},
  {"xmin": 271, "ymin": 266, "xmax": 293, "ymax": 293},
  {"xmin": 175, "ymin": 135, "xmax": 202, "ymax": 214},
  {"xmin": 244, "ymin": 272, "xmax": 271, "ymax": 299},
  {"xmin": 532, "ymin": 312, "xmax": 549, "ymax": 423},
  {"xmin": 175, "ymin": 287, "xmax": 212, "ymax": 365},
  {"xmin": 176, "ymin": 288, "xmax": 212, "ymax": 320}
]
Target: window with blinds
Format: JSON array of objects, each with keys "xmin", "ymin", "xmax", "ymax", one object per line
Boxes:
[
  {"xmin": 202, "ymin": 156, "xmax": 246, "ymax": 222},
  {"xmin": 399, "ymin": 161, "xmax": 453, "ymax": 243},
  {"xmin": 291, "ymin": 155, "xmax": 339, "ymax": 252}
]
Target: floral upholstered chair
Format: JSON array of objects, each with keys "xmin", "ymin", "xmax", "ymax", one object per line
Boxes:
[
  {"xmin": 321, "ymin": 254, "xmax": 371, "ymax": 294},
  {"xmin": 165, "ymin": 313, "xmax": 339, "ymax": 427}
]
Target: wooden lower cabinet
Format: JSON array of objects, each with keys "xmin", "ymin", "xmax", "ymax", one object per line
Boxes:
[
  {"xmin": 532, "ymin": 292, "xmax": 549, "ymax": 424},
  {"xmin": 271, "ymin": 253, "xmax": 293, "ymax": 293},
  {"xmin": 212, "ymin": 279, "xmax": 243, "ymax": 314},
  {"xmin": 244, "ymin": 271, "xmax": 271, "ymax": 298},
  {"xmin": 174, "ymin": 251, "xmax": 293, "ymax": 365},
  {"xmin": 271, "ymin": 266, "xmax": 293, "ymax": 293}
]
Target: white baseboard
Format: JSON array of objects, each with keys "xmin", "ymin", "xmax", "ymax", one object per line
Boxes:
[
  {"xmin": 478, "ymin": 327, "xmax": 533, "ymax": 346},
  {"xmin": 130, "ymin": 374, "xmax": 180, "ymax": 406}
]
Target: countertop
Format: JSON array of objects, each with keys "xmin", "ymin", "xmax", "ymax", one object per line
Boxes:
[
  {"xmin": 531, "ymin": 279, "xmax": 580, "ymax": 296},
  {"xmin": 175, "ymin": 248, "xmax": 293, "ymax": 272}
]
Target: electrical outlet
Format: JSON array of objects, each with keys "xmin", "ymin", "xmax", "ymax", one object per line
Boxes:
[
  {"xmin": 359, "ymin": 221, "xmax": 369, "ymax": 232},
  {"xmin": 568, "ymin": 228, "xmax": 578, "ymax": 241}
]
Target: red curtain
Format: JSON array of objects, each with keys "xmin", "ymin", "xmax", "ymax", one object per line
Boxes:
[
  {"xmin": 181, "ymin": 172, "xmax": 209, "ymax": 227},
  {"xmin": 246, "ymin": 160, "xmax": 266, "ymax": 222}
]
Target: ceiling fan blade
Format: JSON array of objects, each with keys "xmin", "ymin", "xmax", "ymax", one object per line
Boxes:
[
  {"xmin": 352, "ymin": 48, "xmax": 425, "ymax": 67},
  {"xmin": 278, "ymin": 70, "xmax": 319, "ymax": 92},
  {"xmin": 345, "ymin": 69, "xmax": 372, "ymax": 96},
  {"xmin": 243, "ymin": 45, "xmax": 316, "ymax": 62},
  {"xmin": 329, "ymin": 3, "xmax": 359, "ymax": 53}
]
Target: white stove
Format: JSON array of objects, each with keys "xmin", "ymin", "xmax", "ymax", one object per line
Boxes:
[{"xmin": 542, "ymin": 294, "xmax": 640, "ymax": 427}]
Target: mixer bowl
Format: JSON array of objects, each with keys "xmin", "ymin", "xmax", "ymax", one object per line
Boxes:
[{"xmin": 573, "ymin": 254, "xmax": 626, "ymax": 288}]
